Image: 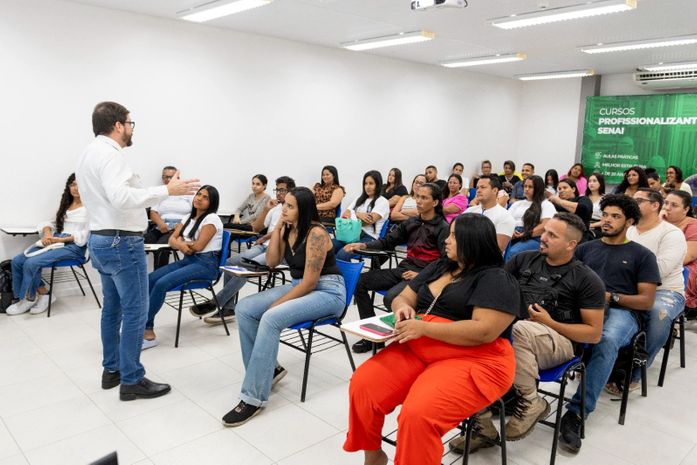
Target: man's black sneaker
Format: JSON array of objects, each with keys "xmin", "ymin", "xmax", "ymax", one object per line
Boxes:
[
  {"xmin": 272, "ymin": 365, "xmax": 287, "ymax": 387},
  {"xmin": 222, "ymin": 401, "xmax": 261, "ymax": 427},
  {"xmin": 559, "ymin": 410, "xmax": 583, "ymax": 453},
  {"xmin": 120, "ymin": 377, "xmax": 172, "ymax": 401},
  {"xmin": 351, "ymin": 339, "xmax": 384, "ymax": 354},
  {"xmin": 190, "ymin": 300, "xmax": 217, "ymax": 318},
  {"xmin": 101, "ymin": 369, "xmax": 120, "ymax": 390},
  {"xmin": 203, "ymin": 308, "xmax": 235, "ymax": 325}
]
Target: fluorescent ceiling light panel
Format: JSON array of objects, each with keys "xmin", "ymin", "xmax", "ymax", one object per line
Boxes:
[
  {"xmin": 342, "ymin": 31, "xmax": 435, "ymax": 51},
  {"xmin": 516, "ymin": 69, "xmax": 595, "ymax": 81},
  {"xmin": 180, "ymin": 0, "xmax": 273, "ymax": 22},
  {"xmin": 490, "ymin": 0, "xmax": 636, "ymax": 30},
  {"xmin": 580, "ymin": 35, "xmax": 697, "ymax": 54},
  {"xmin": 640, "ymin": 61, "xmax": 697, "ymax": 72},
  {"xmin": 441, "ymin": 52, "xmax": 527, "ymax": 68}
]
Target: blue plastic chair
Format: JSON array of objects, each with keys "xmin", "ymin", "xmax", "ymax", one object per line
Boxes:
[
  {"xmin": 537, "ymin": 355, "xmax": 586, "ymax": 465},
  {"xmin": 46, "ymin": 256, "xmax": 101, "ymax": 318},
  {"xmin": 280, "ymin": 259, "xmax": 363, "ymax": 402},
  {"xmin": 468, "ymin": 187, "xmax": 477, "ymax": 202},
  {"xmin": 167, "ymin": 231, "xmax": 232, "ymax": 347},
  {"xmin": 657, "ymin": 266, "xmax": 689, "ymax": 386}
]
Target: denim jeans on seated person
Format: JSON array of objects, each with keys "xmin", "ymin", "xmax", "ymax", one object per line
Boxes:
[
  {"xmin": 505, "ymin": 237, "xmax": 541, "ymax": 262},
  {"xmin": 236, "ymin": 274, "xmax": 346, "ymax": 407},
  {"xmin": 11, "ymin": 236, "xmax": 86, "ymax": 300},
  {"xmin": 216, "ymin": 244, "xmax": 268, "ymax": 310},
  {"xmin": 89, "ymin": 234, "xmax": 149, "ymax": 385},
  {"xmin": 332, "ymin": 231, "xmax": 374, "ymax": 262},
  {"xmin": 632, "ymin": 290, "xmax": 685, "ymax": 382},
  {"xmin": 146, "ymin": 251, "xmax": 220, "ymax": 329},
  {"xmin": 567, "ymin": 307, "xmax": 639, "ymax": 418}
]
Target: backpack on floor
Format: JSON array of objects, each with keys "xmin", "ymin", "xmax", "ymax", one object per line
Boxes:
[{"xmin": 0, "ymin": 259, "xmax": 13, "ymax": 312}]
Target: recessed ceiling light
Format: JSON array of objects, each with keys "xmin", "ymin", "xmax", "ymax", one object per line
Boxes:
[
  {"xmin": 580, "ymin": 35, "xmax": 697, "ymax": 54},
  {"xmin": 490, "ymin": 0, "xmax": 636, "ymax": 30},
  {"xmin": 440, "ymin": 53, "xmax": 527, "ymax": 68},
  {"xmin": 516, "ymin": 69, "xmax": 595, "ymax": 81},
  {"xmin": 341, "ymin": 31, "xmax": 435, "ymax": 51},
  {"xmin": 639, "ymin": 61, "xmax": 697, "ymax": 72},
  {"xmin": 180, "ymin": 0, "xmax": 273, "ymax": 23}
]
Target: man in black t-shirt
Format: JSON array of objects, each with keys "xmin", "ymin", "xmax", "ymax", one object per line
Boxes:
[
  {"xmin": 560, "ymin": 195, "xmax": 659, "ymax": 454},
  {"xmin": 449, "ymin": 213, "xmax": 605, "ymax": 454}
]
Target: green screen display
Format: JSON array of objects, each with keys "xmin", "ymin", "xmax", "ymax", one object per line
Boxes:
[{"xmin": 581, "ymin": 94, "xmax": 697, "ymax": 185}]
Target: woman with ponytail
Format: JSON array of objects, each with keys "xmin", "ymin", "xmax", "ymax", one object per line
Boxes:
[
  {"xmin": 144, "ymin": 185, "xmax": 223, "ymax": 348},
  {"xmin": 7, "ymin": 173, "xmax": 89, "ymax": 315}
]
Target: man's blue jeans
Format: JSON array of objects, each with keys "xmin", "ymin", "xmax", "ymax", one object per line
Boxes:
[
  {"xmin": 567, "ymin": 307, "xmax": 639, "ymax": 417},
  {"xmin": 236, "ymin": 274, "xmax": 346, "ymax": 407},
  {"xmin": 11, "ymin": 239, "xmax": 86, "ymax": 299},
  {"xmin": 332, "ymin": 231, "xmax": 374, "ymax": 262},
  {"xmin": 146, "ymin": 251, "xmax": 219, "ymax": 329},
  {"xmin": 216, "ymin": 244, "xmax": 268, "ymax": 310},
  {"xmin": 89, "ymin": 234, "xmax": 149, "ymax": 385}
]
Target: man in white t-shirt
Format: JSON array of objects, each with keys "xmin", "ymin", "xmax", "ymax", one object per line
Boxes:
[
  {"xmin": 145, "ymin": 165, "xmax": 194, "ymax": 268},
  {"xmin": 190, "ymin": 176, "xmax": 296, "ymax": 324},
  {"xmin": 465, "ymin": 175, "xmax": 515, "ymax": 253},
  {"xmin": 621, "ymin": 188, "xmax": 687, "ymax": 391}
]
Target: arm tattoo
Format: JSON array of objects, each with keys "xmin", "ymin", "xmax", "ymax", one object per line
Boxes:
[{"xmin": 306, "ymin": 230, "xmax": 327, "ymax": 273}]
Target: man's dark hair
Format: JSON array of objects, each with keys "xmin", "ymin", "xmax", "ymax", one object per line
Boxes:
[
  {"xmin": 92, "ymin": 101, "xmax": 129, "ymax": 136},
  {"xmin": 503, "ymin": 160, "xmax": 516, "ymax": 171},
  {"xmin": 452, "ymin": 162, "xmax": 464, "ymax": 170},
  {"xmin": 646, "ymin": 171, "xmax": 660, "ymax": 182},
  {"xmin": 425, "ymin": 165, "xmax": 437, "ymax": 172},
  {"xmin": 162, "ymin": 165, "xmax": 177, "ymax": 172},
  {"xmin": 481, "ymin": 160, "xmax": 492, "ymax": 168},
  {"xmin": 276, "ymin": 176, "xmax": 296, "ymax": 190},
  {"xmin": 636, "ymin": 187, "xmax": 664, "ymax": 210},
  {"xmin": 523, "ymin": 162, "xmax": 535, "ymax": 171},
  {"xmin": 553, "ymin": 212, "xmax": 585, "ymax": 242},
  {"xmin": 600, "ymin": 194, "xmax": 640, "ymax": 224},
  {"xmin": 478, "ymin": 174, "xmax": 502, "ymax": 191}
]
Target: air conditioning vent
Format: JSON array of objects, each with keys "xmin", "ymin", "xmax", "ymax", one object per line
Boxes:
[{"xmin": 633, "ymin": 70, "xmax": 697, "ymax": 89}]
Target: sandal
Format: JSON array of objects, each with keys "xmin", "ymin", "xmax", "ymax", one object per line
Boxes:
[{"xmin": 604, "ymin": 381, "xmax": 639, "ymax": 396}]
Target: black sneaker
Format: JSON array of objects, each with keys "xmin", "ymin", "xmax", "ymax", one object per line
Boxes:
[
  {"xmin": 203, "ymin": 308, "xmax": 235, "ymax": 325},
  {"xmin": 222, "ymin": 401, "xmax": 261, "ymax": 427},
  {"xmin": 272, "ymin": 365, "xmax": 287, "ymax": 387},
  {"xmin": 190, "ymin": 300, "xmax": 217, "ymax": 318},
  {"xmin": 559, "ymin": 410, "xmax": 583, "ymax": 453},
  {"xmin": 101, "ymin": 369, "xmax": 120, "ymax": 390},
  {"xmin": 351, "ymin": 339, "xmax": 384, "ymax": 354}
]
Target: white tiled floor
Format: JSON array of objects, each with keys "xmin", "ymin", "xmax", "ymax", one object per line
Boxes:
[{"xmin": 2, "ymin": 283, "xmax": 697, "ymax": 465}]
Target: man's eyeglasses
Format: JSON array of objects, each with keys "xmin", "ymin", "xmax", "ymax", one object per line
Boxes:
[
  {"xmin": 273, "ymin": 188, "xmax": 288, "ymax": 194},
  {"xmin": 122, "ymin": 121, "xmax": 136, "ymax": 129},
  {"xmin": 162, "ymin": 175, "xmax": 174, "ymax": 180},
  {"xmin": 634, "ymin": 198, "xmax": 654, "ymax": 204}
]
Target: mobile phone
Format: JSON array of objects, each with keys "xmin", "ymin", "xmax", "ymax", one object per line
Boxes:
[{"xmin": 359, "ymin": 323, "xmax": 393, "ymax": 337}]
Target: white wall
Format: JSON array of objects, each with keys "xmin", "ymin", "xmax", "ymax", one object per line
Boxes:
[{"xmin": 0, "ymin": 0, "xmax": 588, "ymax": 260}]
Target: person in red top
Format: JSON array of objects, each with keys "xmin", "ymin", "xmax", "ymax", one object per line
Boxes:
[
  {"xmin": 343, "ymin": 183, "xmax": 449, "ymax": 353},
  {"xmin": 343, "ymin": 213, "xmax": 523, "ymax": 465}
]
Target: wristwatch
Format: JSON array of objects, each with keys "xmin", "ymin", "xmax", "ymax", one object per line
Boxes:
[{"xmin": 611, "ymin": 292, "xmax": 620, "ymax": 304}]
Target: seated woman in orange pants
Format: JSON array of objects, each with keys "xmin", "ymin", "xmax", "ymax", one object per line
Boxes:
[{"xmin": 344, "ymin": 213, "xmax": 523, "ymax": 465}]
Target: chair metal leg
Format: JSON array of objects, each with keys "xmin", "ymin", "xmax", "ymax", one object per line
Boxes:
[
  {"xmin": 658, "ymin": 334, "xmax": 672, "ymax": 387},
  {"xmin": 679, "ymin": 314, "xmax": 686, "ymax": 368},
  {"xmin": 70, "ymin": 266, "xmax": 87, "ymax": 296},
  {"xmin": 300, "ymin": 328, "xmax": 315, "ymax": 402},
  {"xmin": 550, "ymin": 373, "xmax": 568, "ymax": 465},
  {"xmin": 618, "ymin": 346, "xmax": 633, "ymax": 425},
  {"xmin": 209, "ymin": 286, "xmax": 230, "ymax": 336},
  {"xmin": 339, "ymin": 328, "xmax": 356, "ymax": 371},
  {"xmin": 47, "ymin": 266, "xmax": 56, "ymax": 318},
  {"xmin": 498, "ymin": 398, "xmax": 507, "ymax": 465},
  {"xmin": 580, "ymin": 366, "xmax": 586, "ymax": 439},
  {"xmin": 175, "ymin": 290, "xmax": 184, "ymax": 348},
  {"xmin": 462, "ymin": 416, "xmax": 474, "ymax": 465},
  {"xmin": 81, "ymin": 265, "xmax": 102, "ymax": 308}
]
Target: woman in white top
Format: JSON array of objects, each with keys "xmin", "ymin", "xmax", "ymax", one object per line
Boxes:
[
  {"xmin": 665, "ymin": 165, "xmax": 693, "ymax": 195},
  {"xmin": 586, "ymin": 172, "xmax": 605, "ymax": 232},
  {"xmin": 8, "ymin": 173, "xmax": 89, "ymax": 315},
  {"xmin": 333, "ymin": 170, "xmax": 390, "ymax": 261},
  {"xmin": 144, "ymin": 185, "xmax": 224, "ymax": 347},
  {"xmin": 506, "ymin": 175, "xmax": 556, "ymax": 260},
  {"xmin": 391, "ymin": 174, "xmax": 426, "ymax": 223}
]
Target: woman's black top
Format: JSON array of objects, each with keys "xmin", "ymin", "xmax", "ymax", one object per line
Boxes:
[
  {"xmin": 382, "ymin": 185, "xmax": 408, "ymax": 201},
  {"xmin": 554, "ymin": 196, "xmax": 593, "ymax": 233},
  {"xmin": 408, "ymin": 258, "xmax": 523, "ymax": 338},
  {"xmin": 284, "ymin": 225, "xmax": 340, "ymax": 280}
]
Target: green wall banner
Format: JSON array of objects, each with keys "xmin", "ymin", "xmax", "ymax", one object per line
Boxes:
[{"xmin": 581, "ymin": 93, "xmax": 697, "ymax": 185}]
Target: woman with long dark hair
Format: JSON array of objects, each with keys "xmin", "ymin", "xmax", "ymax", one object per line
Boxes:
[
  {"xmin": 665, "ymin": 165, "xmax": 693, "ymax": 195},
  {"xmin": 391, "ymin": 174, "xmax": 426, "ymax": 223},
  {"xmin": 507, "ymin": 175, "xmax": 556, "ymax": 260},
  {"xmin": 228, "ymin": 175, "xmax": 270, "ymax": 231},
  {"xmin": 222, "ymin": 187, "xmax": 346, "ymax": 426},
  {"xmin": 344, "ymin": 214, "xmax": 522, "ymax": 465},
  {"xmin": 314, "ymin": 165, "xmax": 346, "ymax": 223},
  {"xmin": 560, "ymin": 163, "xmax": 588, "ymax": 197},
  {"xmin": 8, "ymin": 173, "xmax": 89, "ymax": 315},
  {"xmin": 333, "ymin": 170, "xmax": 390, "ymax": 261},
  {"xmin": 382, "ymin": 167, "xmax": 408, "ymax": 208},
  {"xmin": 545, "ymin": 169, "xmax": 559, "ymax": 195},
  {"xmin": 548, "ymin": 178, "xmax": 594, "ymax": 240},
  {"xmin": 613, "ymin": 166, "xmax": 649, "ymax": 197},
  {"xmin": 586, "ymin": 172, "xmax": 605, "ymax": 231},
  {"xmin": 144, "ymin": 185, "xmax": 223, "ymax": 347},
  {"xmin": 442, "ymin": 174, "xmax": 468, "ymax": 223}
]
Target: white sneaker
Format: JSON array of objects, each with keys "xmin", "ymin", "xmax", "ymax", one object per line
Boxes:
[
  {"xmin": 142, "ymin": 339, "xmax": 159, "ymax": 350},
  {"xmin": 6, "ymin": 299, "xmax": 37, "ymax": 315},
  {"xmin": 30, "ymin": 294, "xmax": 57, "ymax": 315}
]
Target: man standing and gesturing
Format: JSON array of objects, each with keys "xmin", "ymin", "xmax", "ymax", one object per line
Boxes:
[{"xmin": 76, "ymin": 101, "xmax": 199, "ymax": 400}]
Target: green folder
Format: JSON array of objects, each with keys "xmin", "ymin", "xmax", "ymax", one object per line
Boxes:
[{"xmin": 379, "ymin": 313, "xmax": 422, "ymax": 328}]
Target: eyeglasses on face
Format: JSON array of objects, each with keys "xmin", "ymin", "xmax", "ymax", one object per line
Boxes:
[{"xmin": 122, "ymin": 121, "xmax": 136, "ymax": 129}]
